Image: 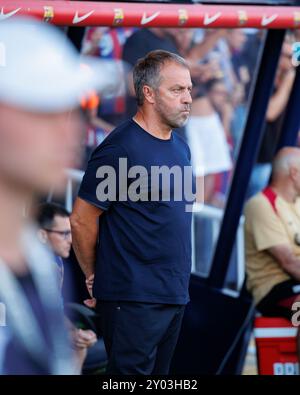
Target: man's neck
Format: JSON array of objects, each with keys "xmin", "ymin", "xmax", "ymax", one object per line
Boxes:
[
  {"xmin": 133, "ymin": 110, "xmax": 172, "ymax": 140},
  {"xmin": 270, "ymin": 182, "xmax": 298, "ymax": 203}
]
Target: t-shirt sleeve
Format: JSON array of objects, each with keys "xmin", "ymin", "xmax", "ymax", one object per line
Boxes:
[
  {"xmin": 245, "ymin": 197, "xmax": 290, "ymax": 251},
  {"xmin": 78, "ymin": 143, "xmax": 128, "ymax": 211}
]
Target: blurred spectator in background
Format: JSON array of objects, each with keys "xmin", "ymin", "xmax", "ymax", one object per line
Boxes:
[
  {"xmin": 35, "ymin": 203, "xmax": 97, "ymax": 373},
  {"xmin": 226, "ymin": 30, "xmax": 249, "ymax": 87},
  {"xmin": 82, "ymin": 27, "xmax": 110, "ymax": 57},
  {"xmin": 80, "ymin": 27, "xmax": 135, "ymax": 167},
  {"xmin": 80, "ymin": 88, "xmax": 114, "ymax": 168},
  {"xmin": 248, "ymin": 38, "xmax": 296, "ymax": 198},
  {"xmin": 0, "ymin": 17, "xmax": 101, "ymax": 374},
  {"xmin": 245, "ymin": 148, "xmax": 300, "ymax": 356},
  {"xmin": 206, "ymin": 78, "xmax": 233, "ymax": 141},
  {"xmin": 224, "ymin": 29, "xmax": 249, "ymax": 154},
  {"xmin": 241, "ymin": 29, "xmax": 265, "ymax": 99},
  {"xmin": 194, "ymin": 29, "xmax": 236, "ymax": 94},
  {"xmin": 82, "ymin": 27, "xmax": 134, "ymax": 126},
  {"xmin": 186, "ymin": 81, "xmax": 232, "ymax": 207},
  {"xmin": 36, "ymin": 203, "xmax": 72, "ymax": 288}
]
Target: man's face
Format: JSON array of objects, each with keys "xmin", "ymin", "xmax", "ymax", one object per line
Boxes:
[
  {"xmin": 0, "ymin": 103, "xmax": 83, "ymax": 194},
  {"xmin": 44, "ymin": 215, "xmax": 72, "ymax": 259},
  {"xmin": 153, "ymin": 62, "xmax": 192, "ymax": 129}
]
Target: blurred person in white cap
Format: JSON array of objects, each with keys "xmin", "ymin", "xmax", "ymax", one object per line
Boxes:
[{"xmin": 0, "ymin": 17, "xmax": 102, "ymax": 374}]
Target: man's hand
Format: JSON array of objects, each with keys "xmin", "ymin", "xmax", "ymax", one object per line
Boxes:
[
  {"xmin": 72, "ymin": 329, "xmax": 97, "ymax": 350},
  {"xmin": 84, "ymin": 274, "xmax": 97, "ymax": 308},
  {"xmin": 85, "ymin": 274, "xmax": 94, "ymax": 298},
  {"xmin": 268, "ymin": 244, "xmax": 300, "ymax": 282}
]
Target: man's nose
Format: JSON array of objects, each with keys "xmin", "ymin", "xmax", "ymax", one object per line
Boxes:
[{"xmin": 182, "ymin": 89, "xmax": 192, "ymax": 104}]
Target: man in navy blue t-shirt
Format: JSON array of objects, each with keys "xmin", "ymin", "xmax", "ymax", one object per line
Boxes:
[{"xmin": 71, "ymin": 50, "xmax": 195, "ymax": 374}]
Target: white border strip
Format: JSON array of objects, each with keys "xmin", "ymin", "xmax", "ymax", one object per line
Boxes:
[{"xmin": 254, "ymin": 328, "xmax": 297, "ymax": 338}]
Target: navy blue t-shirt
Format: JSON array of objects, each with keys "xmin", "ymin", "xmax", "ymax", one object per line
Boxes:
[{"xmin": 78, "ymin": 119, "xmax": 195, "ymax": 305}]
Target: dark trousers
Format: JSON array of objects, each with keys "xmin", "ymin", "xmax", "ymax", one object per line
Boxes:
[
  {"xmin": 257, "ymin": 279, "xmax": 300, "ymax": 320},
  {"xmin": 96, "ymin": 300, "xmax": 185, "ymax": 375}
]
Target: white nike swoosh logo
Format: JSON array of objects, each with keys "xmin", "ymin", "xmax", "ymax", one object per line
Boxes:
[
  {"xmin": 0, "ymin": 8, "xmax": 21, "ymax": 21},
  {"xmin": 141, "ymin": 11, "xmax": 160, "ymax": 25},
  {"xmin": 261, "ymin": 14, "xmax": 278, "ymax": 26},
  {"xmin": 203, "ymin": 12, "xmax": 222, "ymax": 26},
  {"xmin": 73, "ymin": 10, "xmax": 94, "ymax": 25}
]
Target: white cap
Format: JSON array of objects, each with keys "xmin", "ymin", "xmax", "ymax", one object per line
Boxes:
[{"xmin": 0, "ymin": 17, "xmax": 106, "ymax": 112}]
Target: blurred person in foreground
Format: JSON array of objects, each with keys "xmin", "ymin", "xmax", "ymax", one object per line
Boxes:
[
  {"xmin": 36, "ymin": 203, "xmax": 97, "ymax": 372},
  {"xmin": 0, "ymin": 17, "xmax": 101, "ymax": 374},
  {"xmin": 71, "ymin": 50, "xmax": 195, "ymax": 374},
  {"xmin": 245, "ymin": 147, "xmax": 300, "ymax": 357}
]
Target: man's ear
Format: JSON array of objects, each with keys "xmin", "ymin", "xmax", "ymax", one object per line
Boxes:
[
  {"xmin": 142, "ymin": 85, "xmax": 155, "ymax": 104},
  {"xmin": 290, "ymin": 166, "xmax": 298, "ymax": 181},
  {"xmin": 37, "ymin": 229, "xmax": 48, "ymax": 244}
]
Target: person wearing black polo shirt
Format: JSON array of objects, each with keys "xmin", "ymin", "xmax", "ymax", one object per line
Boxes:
[{"xmin": 71, "ymin": 50, "xmax": 195, "ymax": 375}]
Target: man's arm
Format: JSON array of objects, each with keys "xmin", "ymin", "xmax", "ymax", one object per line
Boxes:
[
  {"xmin": 268, "ymin": 244, "xmax": 300, "ymax": 281},
  {"xmin": 266, "ymin": 69, "xmax": 295, "ymax": 122},
  {"xmin": 70, "ymin": 197, "xmax": 104, "ymax": 279}
]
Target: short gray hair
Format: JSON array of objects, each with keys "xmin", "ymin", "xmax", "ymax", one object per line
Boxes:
[
  {"xmin": 272, "ymin": 148, "xmax": 300, "ymax": 176},
  {"xmin": 133, "ymin": 50, "xmax": 189, "ymax": 107}
]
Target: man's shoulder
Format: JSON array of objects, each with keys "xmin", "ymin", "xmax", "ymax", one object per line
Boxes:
[
  {"xmin": 245, "ymin": 192, "xmax": 273, "ymax": 216},
  {"xmin": 173, "ymin": 130, "xmax": 188, "ymax": 146},
  {"xmin": 246, "ymin": 191, "xmax": 266, "ymax": 205},
  {"xmin": 98, "ymin": 119, "xmax": 135, "ymax": 147},
  {"xmin": 173, "ymin": 131, "xmax": 191, "ymax": 157},
  {"xmin": 89, "ymin": 119, "xmax": 140, "ymax": 163}
]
